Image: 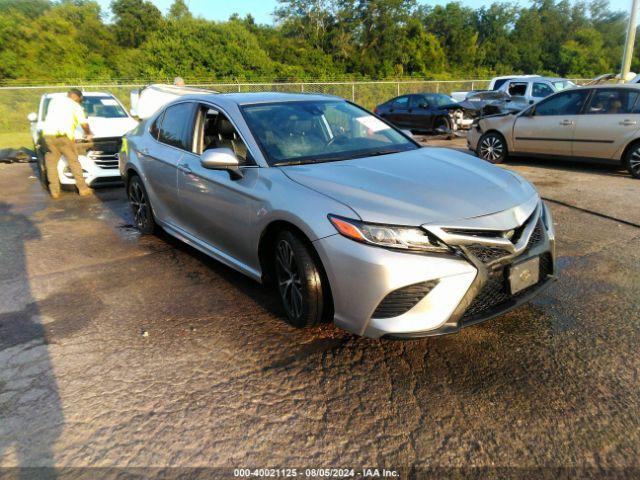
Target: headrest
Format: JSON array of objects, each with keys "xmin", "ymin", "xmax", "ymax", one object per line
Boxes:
[{"xmin": 218, "ymin": 118, "xmax": 236, "ymax": 137}]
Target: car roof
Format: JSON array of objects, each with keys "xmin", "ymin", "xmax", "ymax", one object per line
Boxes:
[
  {"xmin": 570, "ymin": 83, "xmax": 640, "ymax": 91},
  {"xmin": 172, "ymin": 91, "xmax": 342, "ymax": 106}
]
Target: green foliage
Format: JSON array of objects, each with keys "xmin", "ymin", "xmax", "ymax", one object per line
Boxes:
[
  {"xmin": 0, "ymin": 0, "xmax": 632, "ymax": 84},
  {"xmin": 110, "ymin": 0, "xmax": 163, "ymax": 48}
]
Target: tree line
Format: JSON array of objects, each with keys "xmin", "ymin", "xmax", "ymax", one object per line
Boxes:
[{"xmin": 0, "ymin": 0, "xmax": 633, "ymax": 84}]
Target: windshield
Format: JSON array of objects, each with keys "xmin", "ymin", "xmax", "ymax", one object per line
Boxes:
[
  {"xmin": 82, "ymin": 96, "xmax": 128, "ymax": 118},
  {"xmin": 553, "ymin": 81, "xmax": 576, "ymax": 92},
  {"xmin": 241, "ymin": 100, "xmax": 418, "ymax": 166}
]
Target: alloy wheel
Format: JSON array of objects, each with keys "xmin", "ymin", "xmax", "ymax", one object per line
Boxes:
[
  {"xmin": 129, "ymin": 181, "xmax": 150, "ymax": 230},
  {"xmin": 275, "ymin": 239, "xmax": 304, "ymax": 320},
  {"xmin": 629, "ymin": 147, "xmax": 640, "ymax": 177},
  {"xmin": 479, "ymin": 135, "xmax": 504, "ymax": 162}
]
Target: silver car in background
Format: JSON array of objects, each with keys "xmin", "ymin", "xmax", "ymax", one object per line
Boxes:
[{"xmin": 119, "ymin": 92, "xmax": 556, "ymax": 338}]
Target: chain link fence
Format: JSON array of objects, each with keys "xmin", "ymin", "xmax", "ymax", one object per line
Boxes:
[{"xmin": 2, "ymin": 79, "xmax": 588, "ymax": 149}]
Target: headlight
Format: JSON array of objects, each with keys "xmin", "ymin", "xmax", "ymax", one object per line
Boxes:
[{"xmin": 328, "ymin": 215, "xmax": 450, "ymax": 253}]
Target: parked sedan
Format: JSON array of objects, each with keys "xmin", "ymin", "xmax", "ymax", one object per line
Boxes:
[
  {"xmin": 374, "ymin": 93, "xmax": 457, "ymax": 133},
  {"xmin": 468, "ymin": 84, "xmax": 640, "ymax": 179},
  {"xmin": 120, "ymin": 92, "xmax": 556, "ymax": 338}
]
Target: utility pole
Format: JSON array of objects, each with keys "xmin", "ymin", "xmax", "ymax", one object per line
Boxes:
[{"xmin": 621, "ymin": 0, "xmax": 639, "ymax": 82}]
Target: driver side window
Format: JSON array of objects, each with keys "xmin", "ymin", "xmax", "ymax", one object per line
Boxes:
[
  {"xmin": 535, "ymin": 91, "xmax": 589, "ymax": 116},
  {"xmin": 195, "ymin": 105, "xmax": 251, "ymax": 165}
]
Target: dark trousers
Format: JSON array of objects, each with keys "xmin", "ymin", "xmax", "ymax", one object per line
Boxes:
[{"xmin": 43, "ymin": 135, "xmax": 89, "ymax": 196}]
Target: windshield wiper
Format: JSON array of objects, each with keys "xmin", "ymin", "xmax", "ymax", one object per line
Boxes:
[
  {"xmin": 273, "ymin": 155, "xmax": 353, "ymax": 166},
  {"xmin": 273, "ymin": 148, "xmax": 410, "ymax": 167}
]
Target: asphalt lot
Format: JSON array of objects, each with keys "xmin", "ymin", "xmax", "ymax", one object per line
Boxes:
[{"xmin": 1, "ymin": 139, "xmax": 639, "ymax": 476}]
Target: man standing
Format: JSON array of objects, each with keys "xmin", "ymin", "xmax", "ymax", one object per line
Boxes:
[{"xmin": 42, "ymin": 89, "xmax": 94, "ymax": 199}]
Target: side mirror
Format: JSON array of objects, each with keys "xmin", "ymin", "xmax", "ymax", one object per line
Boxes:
[
  {"xmin": 419, "ymin": 103, "xmax": 429, "ymax": 109},
  {"xmin": 201, "ymin": 147, "xmax": 243, "ymax": 179},
  {"xmin": 27, "ymin": 112, "xmax": 37, "ymax": 123}
]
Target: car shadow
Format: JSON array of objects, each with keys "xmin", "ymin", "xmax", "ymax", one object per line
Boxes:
[
  {"xmin": 0, "ymin": 201, "xmax": 63, "ymax": 477},
  {"xmin": 505, "ymin": 156, "xmax": 629, "ymax": 178}
]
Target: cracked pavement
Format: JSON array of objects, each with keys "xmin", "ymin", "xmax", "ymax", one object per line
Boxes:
[{"xmin": 0, "ymin": 142, "xmax": 639, "ymax": 475}]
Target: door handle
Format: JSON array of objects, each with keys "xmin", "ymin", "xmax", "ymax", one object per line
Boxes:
[
  {"xmin": 559, "ymin": 119, "xmax": 574, "ymax": 126},
  {"xmin": 620, "ymin": 119, "xmax": 637, "ymax": 126},
  {"xmin": 178, "ymin": 164, "xmax": 192, "ymax": 174}
]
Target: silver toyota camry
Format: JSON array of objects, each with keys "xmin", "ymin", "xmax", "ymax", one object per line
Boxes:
[{"xmin": 119, "ymin": 92, "xmax": 556, "ymax": 338}]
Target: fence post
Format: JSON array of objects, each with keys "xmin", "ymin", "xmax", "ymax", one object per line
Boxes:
[
  {"xmin": 436, "ymin": 82, "xmax": 439, "ymax": 93},
  {"xmin": 471, "ymin": 81, "xmax": 475, "ymax": 91},
  {"xmin": 351, "ymin": 83, "xmax": 355, "ymax": 102},
  {"xmin": 397, "ymin": 82, "xmax": 400, "ymax": 96},
  {"xmin": 237, "ymin": 83, "xmax": 241, "ymax": 93},
  {"xmin": 301, "ymin": 83, "xmax": 304, "ymax": 93}
]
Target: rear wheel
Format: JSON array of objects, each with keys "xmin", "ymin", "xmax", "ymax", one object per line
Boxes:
[
  {"xmin": 128, "ymin": 175, "xmax": 157, "ymax": 234},
  {"xmin": 624, "ymin": 142, "xmax": 640, "ymax": 179},
  {"xmin": 274, "ymin": 231, "xmax": 325, "ymax": 328},
  {"xmin": 477, "ymin": 132, "xmax": 507, "ymax": 164}
]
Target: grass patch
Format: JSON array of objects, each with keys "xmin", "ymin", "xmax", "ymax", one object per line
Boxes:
[{"xmin": 0, "ymin": 131, "xmax": 33, "ymax": 150}]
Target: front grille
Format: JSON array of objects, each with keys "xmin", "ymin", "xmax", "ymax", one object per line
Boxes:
[
  {"xmin": 525, "ymin": 220, "xmax": 544, "ymax": 251},
  {"xmin": 463, "ymin": 217, "xmax": 546, "ymax": 265},
  {"xmin": 461, "ymin": 252, "xmax": 553, "ymax": 323},
  {"xmin": 87, "ymin": 137, "xmax": 122, "ymax": 169},
  {"xmin": 372, "ymin": 280, "xmax": 439, "ymax": 319},
  {"xmin": 466, "ymin": 244, "xmax": 511, "ymax": 263}
]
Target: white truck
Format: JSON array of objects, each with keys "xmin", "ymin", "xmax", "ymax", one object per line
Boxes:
[
  {"xmin": 28, "ymin": 92, "xmax": 138, "ymax": 188},
  {"xmin": 450, "ymin": 75, "xmax": 542, "ymax": 102},
  {"xmin": 129, "ymin": 84, "xmax": 217, "ymax": 119}
]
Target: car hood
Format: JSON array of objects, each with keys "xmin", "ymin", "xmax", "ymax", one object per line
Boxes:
[
  {"xmin": 281, "ymin": 148, "xmax": 538, "ymax": 226},
  {"xmin": 73, "ymin": 117, "xmax": 138, "ymax": 140}
]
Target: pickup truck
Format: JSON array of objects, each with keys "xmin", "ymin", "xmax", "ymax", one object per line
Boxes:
[{"xmin": 28, "ymin": 91, "xmax": 138, "ymax": 188}]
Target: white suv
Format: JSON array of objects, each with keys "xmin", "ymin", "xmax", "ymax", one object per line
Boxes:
[{"xmin": 28, "ymin": 92, "xmax": 138, "ymax": 188}]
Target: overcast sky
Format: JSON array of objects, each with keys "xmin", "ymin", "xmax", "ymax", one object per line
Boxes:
[{"xmin": 95, "ymin": 0, "xmax": 632, "ymax": 25}]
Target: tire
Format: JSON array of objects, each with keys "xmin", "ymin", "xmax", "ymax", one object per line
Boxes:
[
  {"xmin": 274, "ymin": 231, "xmax": 325, "ymax": 328},
  {"xmin": 36, "ymin": 148, "xmax": 49, "ymax": 190},
  {"xmin": 433, "ymin": 116, "xmax": 451, "ymax": 134},
  {"xmin": 127, "ymin": 175, "xmax": 157, "ymax": 234},
  {"xmin": 624, "ymin": 142, "xmax": 640, "ymax": 179},
  {"xmin": 477, "ymin": 132, "xmax": 508, "ymax": 164}
]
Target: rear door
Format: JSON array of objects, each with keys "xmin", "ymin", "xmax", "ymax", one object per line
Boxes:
[
  {"xmin": 382, "ymin": 95, "xmax": 411, "ymax": 127},
  {"xmin": 512, "ymin": 90, "xmax": 590, "ymax": 156},
  {"xmin": 572, "ymin": 88, "xmax": 640, "ymax": 160},
  {"xmin": 141, "ymin": 102, "xmax": 196, "ymax": 225}
]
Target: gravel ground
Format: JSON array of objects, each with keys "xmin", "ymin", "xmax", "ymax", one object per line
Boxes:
[{"xmin": 0, "ymin": 142, "xmax": 639, "ymax": 478}]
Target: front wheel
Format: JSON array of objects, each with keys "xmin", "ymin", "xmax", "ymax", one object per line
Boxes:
[
  {"xmin": 127, "ymin": 175, "xmax": 157, "ymax": 234},
  {"xmin": 433, "ymin": 116, "xmax": 451, "ymax": 134},
  {"xmin": 477, "ymin": 132, "xmax": 507, "ymax": 164},
  {"xmin": 624, "ymin": 143, "xmax": 640, "ymax": 179},
  {"xmin": 274, "ymin": 231, "xmax": 325, "ymax": 328}
]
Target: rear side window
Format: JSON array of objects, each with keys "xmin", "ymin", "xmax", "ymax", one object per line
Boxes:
[
  {"xmin": 535, "ymin": 90, "xmax": 589, "ymax": 116},
  {"xmin": 157, "ymin": 103, "xmax": 196, "ymax": 150},
  {"xmin": 586, "ymin": 89, "xmax": 640, "ymax": 114},
  {"xmin": 532, "ymin": 83, "xmax": 554, "ymax": 98},
  {"xmin": 508, "ymin": 82, "xmax": 527, "ymax": 96}
]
